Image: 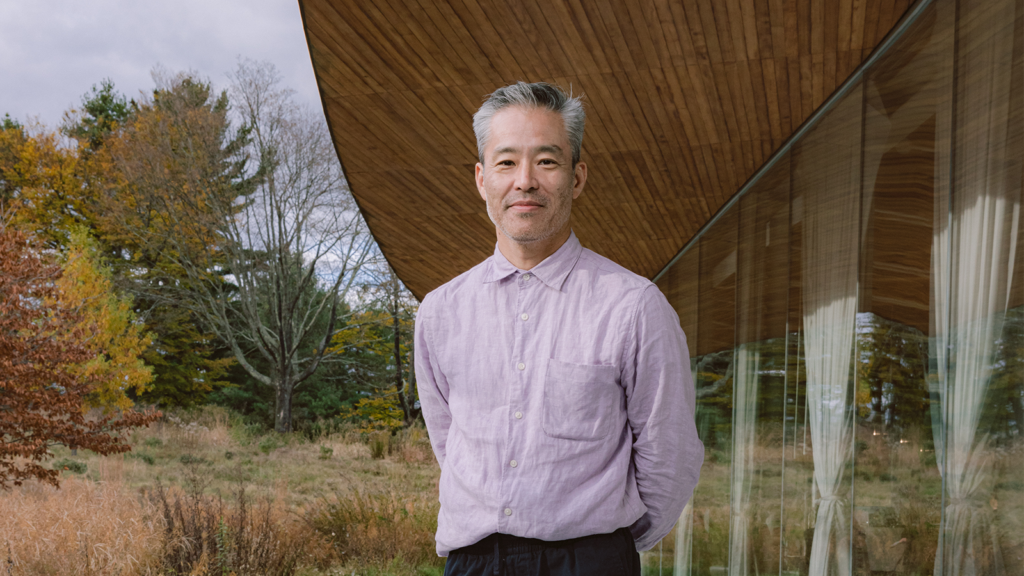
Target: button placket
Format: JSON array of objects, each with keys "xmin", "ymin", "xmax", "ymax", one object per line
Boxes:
[{"xmin": 500, "ymin": 272, "xmax": 531, "ymax": 532}]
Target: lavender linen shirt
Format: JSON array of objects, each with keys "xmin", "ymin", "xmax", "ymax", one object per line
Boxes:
[{"xmin": 415, "ymin": 232, "xmax": 703, "ymax": 556}]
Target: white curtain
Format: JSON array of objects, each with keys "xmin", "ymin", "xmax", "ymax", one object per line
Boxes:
[
  {"xmin": 727, "ymin": 344, "xmax": 759, "ymax": 576},
  {"xmin": 674, "ymin": 501, "xmax": 694, "ymax": 576},
  {"xmin": 930, "ymin": 3, "xmax": 1021, "ymax": 572},
  {"xmin": 800, "ymin": 89, "xmax": 861, "ymax": 576}
]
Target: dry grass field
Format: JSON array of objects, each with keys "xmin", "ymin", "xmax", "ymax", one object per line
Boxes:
[{"xmin": 0, "ymin": 407, "xmax": 444, "ymax": 576}]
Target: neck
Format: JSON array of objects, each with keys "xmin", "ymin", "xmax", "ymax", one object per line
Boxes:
[{"xmin": 496, "ymin": 227, "xmax": 572, "ymax": 270}]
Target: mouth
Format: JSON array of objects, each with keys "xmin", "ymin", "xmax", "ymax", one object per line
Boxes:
[{"xmin": 507, "ymin": 200, "xmax": 544, "ymax": 213}]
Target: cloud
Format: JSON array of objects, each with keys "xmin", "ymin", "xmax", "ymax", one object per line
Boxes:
[{"xmin": 0, "ymin": 0, "xmax": 321, "ymax": 127}]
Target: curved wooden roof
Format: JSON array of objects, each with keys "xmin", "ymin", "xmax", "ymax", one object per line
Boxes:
[{"xmin": 300, "ymin": 0, "xmax": 916, "ymax": 299}]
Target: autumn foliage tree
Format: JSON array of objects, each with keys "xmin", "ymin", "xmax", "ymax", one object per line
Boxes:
[
  {"xmin": 0, "ymin": 218, "xmax": 157, "ymax": 489},
  {"xmin": 56, "ymin": 228, "xmax": 154, "ymax": 410},
  {"xmin": 68, "ymin": 75, "xmax": 239, "ymax": 406}
]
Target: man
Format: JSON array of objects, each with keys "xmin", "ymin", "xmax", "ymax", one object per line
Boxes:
[{"xmin": 415, "ymin": 81, "xmax": 703, "ymax": 576}]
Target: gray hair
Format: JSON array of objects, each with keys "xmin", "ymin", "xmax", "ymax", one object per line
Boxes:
[{"xmin": 473, "ymin": 81, "xmax": 585, "ymax": 167}]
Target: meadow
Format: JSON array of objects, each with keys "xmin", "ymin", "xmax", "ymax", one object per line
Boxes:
[{"xmin": 0, "ymin": 407, "xmax": 444, "ymax": 576}]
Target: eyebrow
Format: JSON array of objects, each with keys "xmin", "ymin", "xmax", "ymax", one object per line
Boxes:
[{"xmin": 493, "ymin": 144, "xmax": 565, "ymax": 156}]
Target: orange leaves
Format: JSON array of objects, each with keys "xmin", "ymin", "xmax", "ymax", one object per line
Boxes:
[{"xmin": 0, "ymin": 222, "xmax": 158, "ymax": 489}]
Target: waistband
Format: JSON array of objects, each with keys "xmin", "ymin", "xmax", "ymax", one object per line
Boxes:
[{"xmin": 452, "ymin": 527, "xmax": 633, "ymax": 557}]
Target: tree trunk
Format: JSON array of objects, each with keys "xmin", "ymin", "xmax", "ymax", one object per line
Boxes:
[
  {"xmin": 393, "ymin": 308, "xmax": 413, "ymax": 426},
  {"xmin": 275, "ymin": 380, "xmax": 293, "ymax": 433}
]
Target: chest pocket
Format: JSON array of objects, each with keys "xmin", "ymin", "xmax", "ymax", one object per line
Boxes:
[{"xmin": 542, "ymin": 358, "xmax": 623, "ymax": 441}]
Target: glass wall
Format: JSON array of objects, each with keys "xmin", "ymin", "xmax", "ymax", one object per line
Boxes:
[{"xmin": 647, "ymin": 0, "xmax": 1024, "ymax": 573}]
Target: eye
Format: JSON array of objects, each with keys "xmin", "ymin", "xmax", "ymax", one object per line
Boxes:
[
  {"xmin": 538, "ymin": 158, "xmax": 557, "ymax": 165},
  {"xmin": 497, "ymin": 159, "xmax": 515, "ymax": 167}
]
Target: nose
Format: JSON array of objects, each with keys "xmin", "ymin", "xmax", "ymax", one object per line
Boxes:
[{"xmin": 513, "ymin": 161, "xmax": 538, "ymax": 192}]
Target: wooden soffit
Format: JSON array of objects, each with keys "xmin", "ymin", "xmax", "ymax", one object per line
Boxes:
[{"xmin": 301, "ymin": 0, "xmax": 916, "ymax": 300}]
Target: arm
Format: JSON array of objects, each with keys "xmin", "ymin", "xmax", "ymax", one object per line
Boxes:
[
  {"xmin": 414, "ymin": 295, "xmax": 452, "ymax": 468},
  {"xmin": 623, "ymin": 284, "xmax": 704, "ymax": 551}
]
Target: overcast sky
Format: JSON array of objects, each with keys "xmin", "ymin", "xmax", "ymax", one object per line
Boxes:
[{"xmin": 1, "ymin": 0, "xmax": 322, "ymax": 129}]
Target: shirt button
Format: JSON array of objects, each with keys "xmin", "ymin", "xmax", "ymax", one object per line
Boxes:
[
  {"xmin": 514, "ymin": 411, "xmax": 523, "ymax": 419},
  {"xmin": 504, "ymin": 508, "xmax": 513, "ymax": 516},
  {"xmin": 517, "ymin": 362, "xmax": 525, "ymax": 371},
  {"xmin": 510, "ymin": 460, "xmax": 518, "ymax": 468},
  {"xmin": 523, "ymin": 274, "xmax": 532, "ymax": 281},
  {"xmin": 521, "ymin": 313, "xmax": 529, "ymax": 321}
]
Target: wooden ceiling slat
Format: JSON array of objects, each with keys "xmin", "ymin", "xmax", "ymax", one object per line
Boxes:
[
  {"xmin": 665, "ymin": 0, "xmax": 701, "ymax": 63},
  {"xmin": 608, "ymin": 1, "xmax": 647, "ymax": 71},
  {"xmin": 838, "ymin": 0, "xmax": 854, "ymax": 51},
  {"xmin": 542, "ymin": 2, "xmax": 602, "ymax": 73},
  {"xmin": 301, "ymin": 0, "xmax": 916, "ymax": 299},
  {"xmin": 380, "ymin": 1, "xmax": 459, "ymax": 87},
  {"xmin": 401, "ymin": 0, "xmax": 482, "ymax": 85},
  {"xmin": 865, "ymin": 0, "xmax": 884, "ymax": 48},
  {"xmin": 737, "ymin": 0, "xmax": 761, "ymax": 61},
  {"xmin": 811, "ymin": 0, "xmax": 825, "ymax": 56},
  {"xmin": 448, "ymin": 0, "xmax": 525, "ymax": 80},
  {"xmin": 713, "ymin": 0, "xmax": 741, "ymax": 63},
  {"xmin": 315, "ymin": 2, "xmax": 415, "ymax": 92},
  {"xmin": 307, "ymin": 7, "xmax": 387, "ymax": 95},
  {"xmin": 679, "ymin": 0, "xmax": 708, "ymax": 62}
]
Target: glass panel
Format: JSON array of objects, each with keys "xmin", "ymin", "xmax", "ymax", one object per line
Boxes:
[
  {"xmin": 729, "ymin": 155, "xmax": 791, "ymax": 576},
  {"xmin": 853, "ymin": 1, "xmax": 954, "ymax": 573},
  {"xmin": 688, "ymin": 206, "xmax": 739, "ymax": 575},
  {"xmin": 656, "ymin": 243, "xmax": 702, "ymax": 575},
  {"xmin": 931, "ymin": 0, "xmax": 1024, "ymax": 573},
  {"xmin": 785, "ymin": 84, "xmax": 864, "ymax": 576}
]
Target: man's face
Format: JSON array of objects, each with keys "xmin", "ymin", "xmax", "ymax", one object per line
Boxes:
[{"xmin": 475, "ymin": 106, "xmax": 586, "ymax": 245}]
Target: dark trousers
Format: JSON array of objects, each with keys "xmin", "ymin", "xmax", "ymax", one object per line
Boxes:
[{"xmin": 443, "ymin": 527, "xmax": 641, "ymax": 576}]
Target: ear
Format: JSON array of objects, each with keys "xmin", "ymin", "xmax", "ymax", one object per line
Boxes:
[
  {"xmin": 572, "ymin": 161, "xmax": 587, "ymax": 200},
  {"xmin": 475, "ymin": 162, "xmax": 486, "ymax": 201}
]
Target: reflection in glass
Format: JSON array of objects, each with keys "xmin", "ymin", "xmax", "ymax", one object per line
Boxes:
[
  {"xmin": 689, "ymin": 208, "xmax": 739, "ymax": 575},
  {"xmin": 647, "ymin": 0, "xmax": 1024, "ymax": 573},
  {"xmin": 728, "ymin": 159, "xmax": 791, "ymax": 576},
  {"xmin": 931, "ymin": 0, "xmax": 1023, "ymax": 573},
  {"xmin": 658, "ymin": 246, "xmax": 701, "ymax": 576},
  {"xmin": 794, "ymin": 87, "xmax": 862, "ymax": 576},
  {"xmin": 853, "ymin": 0, "xmax": 952, "ymax": 571}
]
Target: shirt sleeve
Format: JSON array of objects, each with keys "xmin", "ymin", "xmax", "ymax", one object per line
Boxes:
[
  {"xmin": 414, "ymin": 294, "xmax": 452, "ymax": 468},
  {"xmin": 623, "ymin": 284, "xmax": 704, "ymax": 551}
]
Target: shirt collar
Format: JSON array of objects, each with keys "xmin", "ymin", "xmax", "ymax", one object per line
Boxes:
[{"xmin": 482, "ymin": 231, "xmax": 583, "ymax": 292}]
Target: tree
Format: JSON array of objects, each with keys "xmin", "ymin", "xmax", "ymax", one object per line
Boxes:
[
  {"xmin": 105, "ymin": 62, "xmax": 373, "ymax": 432},
  {"xmin": 86, "ymin": 73, "xmax": 245, "ymax": 407},
  {"xmin": 63, "ymin": 79, "xmax": 132, "ymax": 153},
  {"xmin": 334, "ymin": 263, "xmax": 420, "ymax": 427},
  {"xmin": 0, "ymin": 122, "xmax": 90, "ymax": 248},
  {"xmin": 55, "ymin": 228, "xmax": 154, "ymax": 411},
  {"xmin": 0, "ymin": 216, "xmax": 157, "ymax": 489},
  {"xmin": 0, "ymin": 115, "xmax": 28, "ymax": 205}
]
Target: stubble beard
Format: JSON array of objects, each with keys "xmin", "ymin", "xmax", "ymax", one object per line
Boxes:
[{"xmin": 488, "ymin": 184, "xmax": 573, "ymax": 245}]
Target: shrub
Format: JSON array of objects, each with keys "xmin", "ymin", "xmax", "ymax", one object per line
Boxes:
[
  {"xmin": 369, "ymin": 432, "xmax": 389, "ymax": 460},
  {"xmin": 148, "ymin": 482, "xmax": 331, "ymax": 575},
  {"xmin": 52, "ymin": 459, "xmax": 87, "ymax": 474},
  {"xmin": 258, "ymin": 435, "xmax": 283, "ymax": 454},
  {"xmin": 297, "ymin": 417, "xmax": 352, "ymax": 443},
  {"xmin": 308, "ymin": 488, "xmax": 440, "ymax": 568},
  {"xmin": 131, "ymin": 452, "xmax": 156, "ymax": 465},
  {"xmin": 318, "ymin": 445, "xmax": 333, "ymax": 460}
]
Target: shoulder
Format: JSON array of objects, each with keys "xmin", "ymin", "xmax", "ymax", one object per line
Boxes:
[
  {"xmin": 419, "ymin": 257, "xmax": 493, "ymax": 315},
  {"xmin": 573, "ymin": 248, "xmax": 675, "ymax": 324},
  {"xmin": 573, "ymin": 247, "xmax": 655, "ymax": 296}
]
